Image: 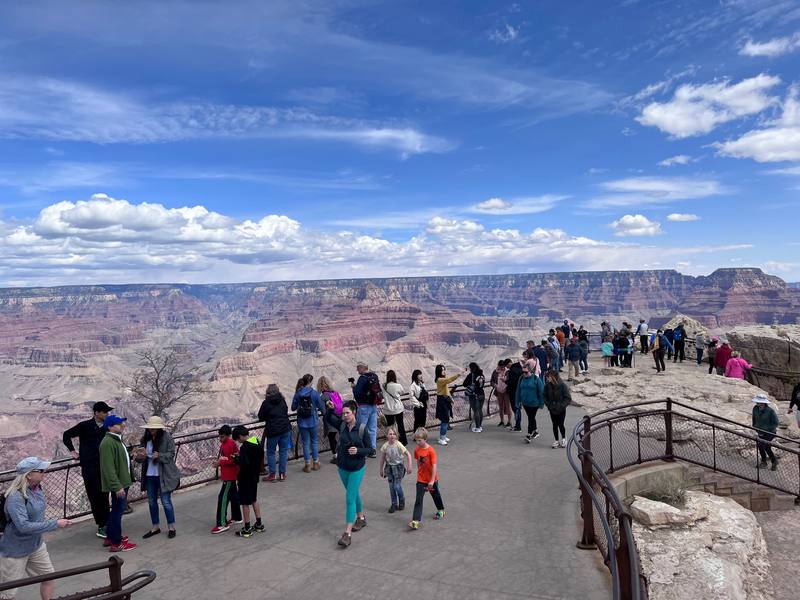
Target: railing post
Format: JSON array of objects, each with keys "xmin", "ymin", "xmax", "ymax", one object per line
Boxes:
[
  {"xmin": 108, "ymin": 556, "xmax": 123, "ymax": 591},
  {"xmin": 577, "ymin": 416, "xmax": 597, "ymax": 550},
  {"xmin": 616, "ymin": 513, "xmax": 634, "ymax": 600},
  {"xmin": 664, "ymin": 398, "xmax": 674, "ymax": 462}
]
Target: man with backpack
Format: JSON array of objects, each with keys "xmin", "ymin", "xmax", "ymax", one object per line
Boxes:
[
  {"xmin": 673, "ymin": 324, "xmax": 686, "ymax": 363},
  {"xmin": 351, "ymin": 362, "xmax": 381, "ymax": 457}
]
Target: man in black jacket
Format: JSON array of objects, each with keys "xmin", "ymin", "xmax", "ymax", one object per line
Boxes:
[
  {"xmin": 62, "ymin": 401, "xmax": 113, "ymax": 538},
  {"xmin": 505, "ymin": 359, "xmax": 524, "ymax": 432}
]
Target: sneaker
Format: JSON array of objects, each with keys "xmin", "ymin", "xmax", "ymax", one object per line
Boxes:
[
  {"xmin": 560, "ymin": 439, "xmax": 567, "ymax": 448},
  {"xmin": 505, "ymin": 424, "xmax": 512, "ymax": 429},
  {"xmin": 497, "ymin": 422, "xmax": 506, "ymax": 427},
  {"xmin": 531, "ymin": 431, "xmax": 540, "ymax": 440},
  {"xmin": 476, "ymin": 427, "xmax": 483, "ymax": 433},
  {"xmin": 408, "ymin": 520, "xmax": 421, "ymax": 530},
  {"xmin": 444, "ymin": 436, "xmax": 451, "ymax": 442},
  {"xmin": 512, "ymin": 427, "xmax": 522, "ymax": 432},
  {"xmin": 229, "ymin": 519, "xmax": 244, "ymax": 524},
  {"xmin": 235, "ymin": 527, "xmax": 254, "ymax": 538},
  {"xmin": 253, "ymin": 523, "xmax": 265, "ymax": 533},
  {"xmin": 771, "ymin": 461, "xmax": 778, "ymax": 471},
  {"xmin": 552, "ymin": 441, "xmax": 560, "ymax": 449},
  {"xmin": 352, "ymin": 515, "xmax": 367, "ymax": 532},
  {"xmin": 398, "ymin": 499, "xmax": 405, "ymax": 511},
  {"xmin": 303, "ymin": 463, "xmax": 312, "ymax": 473},
  {"xmin": 438, "ymin": 439, "xmax": 448, "ymax": 446},
  {"xmin": 109, "ymin": 541, "xmax": 137, "ymax": 552},
  {"xmin": 368, "ymin": 450, "xmax": 377, "ymax": 458},
  {"xmin": 471, "ymin": 427, "xmax": 478, "ymax": 433},
  {"xmin": 433, "ymin": 510, "xmax": 446, "ymax": 520},
  {"xmin": 96, "ymin": 526, "xmax": 107, "ymax": 539},
  {"xmin": 524, "ymin": 434, "xmax": 531, "ymax": 443},
  {"xmin": 103, "ymin": 536, "xmax": 128, "ymax": 547},
  {"xmin": 338, "ymin": 533, "xmax": 352, "ymax": 547},
  {"xmin": 330, "ymin": 455, "xmax": 338, "ymax": 464},
  {"xmin": 388, "ymin": 505, "xmax": 397, "ymax": 514},
  {"xmin": 758, "ymin": 460, "xmax": 767, "ymax": 469},
  {"xmin": 263, "ymin": 473, "xmax": 276, "ymax": 482},
  {"xmin": 211, "ymin": 525, "xmax": 230, "ymax": 534}
]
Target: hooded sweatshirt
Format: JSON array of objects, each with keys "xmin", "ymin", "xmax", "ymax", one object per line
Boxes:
[{"xmin": 258, "ymin": 391, "xmax": 291, "ymax": 438}]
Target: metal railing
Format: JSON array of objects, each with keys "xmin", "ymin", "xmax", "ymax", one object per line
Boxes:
[
  {"xmin": 0, "ymin": 384, "xmax": 494, "ymax": 520},
  {"xmin": 0, "ymin": 556, "xmax": 155, "ymax": 600},
  {"xmin": 568, "ymin": 397, "xmax": 800, "ymax": 600}
]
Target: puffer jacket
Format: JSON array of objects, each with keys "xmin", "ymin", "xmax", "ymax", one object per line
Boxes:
[
  {"xmin": 258, "ymin": 391, "xmax": 291, "ymax": 438},
  {"xmin": 515, "ymin": 374, "xmax": 545, "ymax": 408}
]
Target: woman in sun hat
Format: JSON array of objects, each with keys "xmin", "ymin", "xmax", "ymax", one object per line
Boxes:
[
  {"xmin": 0, "ymin": 457, "xmax": 71, "ymax": 600},
  {"xmin": 136, "ymin": 416, "xmax": 181, "ymax": 539},
  {"xmin": 751, "ymin": 394, "xmax": 779, "ymax": 471}
]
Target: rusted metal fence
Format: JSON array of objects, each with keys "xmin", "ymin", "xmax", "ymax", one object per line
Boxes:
[
  {"xmin": 0, "ymin": 384, "xmax": 493, "ymax": 520},
  {"xmin": 568, "ymin": 397, "xmax": 800, "ymax": 600}
]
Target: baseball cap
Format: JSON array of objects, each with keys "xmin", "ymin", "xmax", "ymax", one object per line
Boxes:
[
  {"xmin": 16, "ymin": 456, "xmax": 51, "ymax": 474},
  {"xmin": 92, "ymin": 401, "xmax": 114, "ymax": 413},
  {"xmin": 103, "ymin": 415, "xmax": 127, "ymax": 428}
]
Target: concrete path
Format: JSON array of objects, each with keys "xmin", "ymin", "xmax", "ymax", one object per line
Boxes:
[{"xmin": 30, "ymin": 411, "xmax": 610, "ymax": 600}]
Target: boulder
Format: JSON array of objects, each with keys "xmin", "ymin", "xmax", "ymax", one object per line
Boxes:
[{"xmin": 630, "ymin": 495, "xmax": 708, "ymax": 527}]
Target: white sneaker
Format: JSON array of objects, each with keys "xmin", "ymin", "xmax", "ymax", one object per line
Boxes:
[
  {"xmin": 476, "ymin": 427, "xmax": 483, "ymax": 433},
  {"xmin": 444, "ymin": 436, "xmax": 451, "ymax": 442},
  {"xmin": 471, "ymin": 427, "xmax": 479, "ymax": 433},
  {"xmin": 560, "ymin": 439, "xmax": 567, "ymax": 448},
  {"xmin": 438, "ymin": 439, "xmax": 448, "ymax": 446}
]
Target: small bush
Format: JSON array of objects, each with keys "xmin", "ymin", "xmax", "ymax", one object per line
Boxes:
[{"xmin": 640, "ymin": 475, "xmax": 687, "ymax": 507}]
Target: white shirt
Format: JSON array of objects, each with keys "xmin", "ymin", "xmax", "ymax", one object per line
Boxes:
[{"xmin": 382, "ymin": 381, "xmax": 405, "ymax": 415}]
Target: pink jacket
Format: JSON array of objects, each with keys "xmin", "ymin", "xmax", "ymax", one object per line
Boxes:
[{"xmin": 724, "ymin": 357, "xmax": 752, "ymax": 379}]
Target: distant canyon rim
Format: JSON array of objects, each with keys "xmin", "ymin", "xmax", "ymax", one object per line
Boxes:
[{"xmin": 1, "ymin": 267, "xmax": 798, "ymax": 469}]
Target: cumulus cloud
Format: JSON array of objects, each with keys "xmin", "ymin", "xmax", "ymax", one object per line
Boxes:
[
  {"xmin": 658, "ymin": 154, "xmax": 693, "ymax": 167},
  {"xmin": 740, "ymin": 33, "xmax": 800, "ymax": 57},
  {"xmin": 667, "ymin": 213, "xmax": 701, "ymax": 222},
  {"xmin": 714, "ymin": 87, "xmax": 800, "ymax": 162},
  {"xmin": 585, "ymin": 176, "xmax": 726, "ymax": 209},
  {"xmin": 0, "ymin": 194, "xmax": 752, "ymax": 286},
  {"xmin": 469, "ymin": 195, "xmax": 565, "ymax": 215},
  {"xmin": 636, "ymin": 74, "xmax": 781, "ymax": 138},
  {"xmin": 489, "ymin": 24, "xmax": 520, "ymax": 44},
  {"xmin": 609, "ymin": 214, "xmax": 663, "ymax": 237}
]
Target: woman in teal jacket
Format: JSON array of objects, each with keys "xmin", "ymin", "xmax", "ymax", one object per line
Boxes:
[{"xmin": 515, "ymin": 364, "xmax": 545, "ymax": 443}]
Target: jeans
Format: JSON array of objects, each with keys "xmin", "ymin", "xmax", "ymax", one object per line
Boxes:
[
  {"xmin": 215, "ymin": 480, "xmax": 241, "ymax": 527},
  {"xmin": 384, "ymin": 412, "xmax": 408, "ymax": 445},
  {"xmin": 145, "ymin": 475, "xmax": 175, "ymax": 526},
  {"xmin": 513, "ymin": 400, "xmax": 522, "ymax": 429},
  {"xmin": 469, "ymin": 394, "xmax": 484, "ymax": 428},
  {"xmin": 439, "ymin": 421, "xmax": 448, "ymax": 439},
  {"xmin": 579, "ymin": 356, "xmax": 588, "ymax": 372},
  {"xmin": 356, "ymin": 404, "xmax": 378, "ymax": 450},
  {"xmin": 653, "ymin": 348, "xmax": 666, "ymax": 372},
  {"xmin": 266, "ymin": 430, "xmax": 291, "ymax": 474},
  {"xmin": 107, "ymin": 487, "xmax": 128, "ymax": 545},
  {"xmin": 757, "ymin": 434, "xmax": 776, "ymax": 463},
  {"xmin": 523, "ymin": 405, "xmax": 539, "ymax": 435},
  {"xmin": 386, "ymin": 466, "xmax": 406, "ymax": 506},
  {"xmin": 412, "ymin": 481, "xmax": 444, "ymax": 521},
  {"xmin": 696, "ymin": 348, "xmax": 704, "ymax": 365},
  {"xmin": 549, "ymin": 410, "xmax": 566, "ymax": 440},
  {"xmin": 299, "ymin": 426, "xmax": 319, "ymax": 462},
  {"xmin": 338, "ymin": 467, "xmax": 365, "ymax": 524},
  {"xmin": 81, "ymin": 467, "xmax": 109, "ymax": 527}
]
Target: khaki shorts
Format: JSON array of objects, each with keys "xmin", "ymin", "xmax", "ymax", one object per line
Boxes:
[{"xmin": 0, "ymin": 543, "xmax": 54, "ymax": 599}]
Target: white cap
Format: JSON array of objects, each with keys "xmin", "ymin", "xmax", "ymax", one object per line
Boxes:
[{"xmin": 752, "ymin": 393, "xmax": 770, "ymax": 404}]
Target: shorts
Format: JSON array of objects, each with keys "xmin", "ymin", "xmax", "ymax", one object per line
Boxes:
[
  {"xmin": 0, "ymin": 543, "xmax": 54, "ymax": 599},
  {"xmin": 237, "ymin": 479, "xmax": 258, "ymax": 505}
]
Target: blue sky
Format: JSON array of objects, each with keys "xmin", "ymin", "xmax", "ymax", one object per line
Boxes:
[{"xmin": 0, "ymin": 0, "xmax": 799, "ymax": 286}]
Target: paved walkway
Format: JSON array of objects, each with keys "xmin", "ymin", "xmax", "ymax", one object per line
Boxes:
[{"xmin": 35, "ymin": 411, "xmax": 609, "ymax": 600}]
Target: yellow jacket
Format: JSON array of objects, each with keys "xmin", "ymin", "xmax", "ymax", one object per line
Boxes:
[{"xmin": 435, "ymin": 373, "xmax": 461, "ymax": 397}]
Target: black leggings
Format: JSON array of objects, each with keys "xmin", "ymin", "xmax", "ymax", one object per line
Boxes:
[
  {"xmin": 412, "ymin": 406, "xmax": 428, "ymax": 433},
  {"xmin": 758, "ymin": 434, "xmax": 776, "ymax": 462},
  {"xmin": 384, "ymin": 413, "xmax": 408, "ymax": 445},
  {"xmin": 412, "ymin": 481, "xmax": 444, "ymax": 521},
  {"xmin": 549, "ymin": 410, "xmax": 566, "ymax": 440},
  {"xmin": 469, "ymin": 394, "xmax": 484, "ymax": 428},
  {"xmin": 523, "ymin": 405, "xmax": 539, "ymax": 435},
  {"xmin": 327, "ymin": 431, "xmax": 337, "ymax": 454}
]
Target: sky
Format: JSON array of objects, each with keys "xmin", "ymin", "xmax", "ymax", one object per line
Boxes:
[{"xmin": 0, "ymin": 0, "xmax": 799, "ymax": 287}]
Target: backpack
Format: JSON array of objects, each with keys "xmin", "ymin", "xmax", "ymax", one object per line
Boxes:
[
  {"xmin": 673, "ymin": 328, "xmax": 683, "ymax": 342},
  {"xmin": 297, "ymin": 393, "xmax": 314, "ymax": 419},
  {"xmin": 364, "ymin": 372, "xmax": 384, "ymax": 406},
  {"xmin": 327, "ymin": 390, "xmax": 343, "ymax": 415},
  {"xmin": 495, "ymin": 371, "xmax": 507, "ymax": 395}
]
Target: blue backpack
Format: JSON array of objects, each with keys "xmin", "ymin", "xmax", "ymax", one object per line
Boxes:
[{"xmin": 673, "ymin": 329, "xmax": 683, "ymax": 342}]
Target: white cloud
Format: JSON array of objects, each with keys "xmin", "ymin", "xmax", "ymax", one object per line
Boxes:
[
  {"xmin": 636, "ymin": 74, "xmax": 781, "ymax": 138},
  {"xmin": 585, "ymin": 176, "xmax": 726, "ymax": 209},
  {"xmin": 609, "ymin": 214, "xmax": 663, "ymax": 237},
  {"xmin": 489, "ymin": 24, "xmax": 520, "ymax": 44},
  {"xmin": 667, "ymin": 213, "xmax": 701, "ymax": 222},
  {"xmin": 0, "ymin": 194, "xmax": 755, "ymax": 286},
  {"xmin": 469, "ymin": 194, "xmax": 566, "ymax": 215},
  {"xmin": 740, "ymin": 33, "xmax": 800, "ymax": 57},
  {"xmin": 0, "ymin": 77, "xmax": 451, "ymax": 157},
  {"xmin": 658, "ymin": 154, "xmax": 693, "ymax": 167},
  {"xmin": 714, "ymin": 87, "xmax": 800, "ymax": 162}
]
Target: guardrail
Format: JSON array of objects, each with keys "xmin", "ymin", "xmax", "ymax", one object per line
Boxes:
[
  {"xmin": 568, "ymin": 397, "xmax": 800, "ymax": 600},
  {"xmin": 0, "ymin": 556, "xmax": 155, "ymax": 600},
  {"xmin": 0, "ymin": 384, "xmax": 494, "ymax": 520}
]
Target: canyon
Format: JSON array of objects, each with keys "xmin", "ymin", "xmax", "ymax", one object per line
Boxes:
[{"xmin": 0, "ymin": 267, "xmax": 798, "ymax": 468}]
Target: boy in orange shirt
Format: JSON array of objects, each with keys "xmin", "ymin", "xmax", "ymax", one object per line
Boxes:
[{"xmin": 408, "ymin": 427, "xmax": 445, "ymax": 530}]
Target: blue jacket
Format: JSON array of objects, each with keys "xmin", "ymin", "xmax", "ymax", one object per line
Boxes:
[
  {"xmin": 515, "ymin": 374, "xmax": 545, "ymax": 408},
  {"xmin": 533, "ymin": 346, "xmax": 549, "ymax": 371},
  {"xmin": 650, "ymin": 333, "xmax": 675, "ymax": 353},
  {"xmin": 291, "ymin": 386, "xmax": 325, "ymax": 429},
  {"xmin": 0, "ymin": 486, "xmax": 58, "ymax": 558},
  {"xmin": 564, "ymin": 343, "xmax": 582, "ymax": 362}
]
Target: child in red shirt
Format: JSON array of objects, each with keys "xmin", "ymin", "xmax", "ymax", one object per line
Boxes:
[
  {"xmin": 409, "ymin": 427, "xmax": 445, "ymax": 529},
  {"xmin": 211, "ymin": 425, "xmax": 242, "ymax": 533}
]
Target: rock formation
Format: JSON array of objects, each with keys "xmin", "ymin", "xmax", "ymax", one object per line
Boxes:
[{"xmin": 726, "ymin": 325, "xmax": 800, "ymax": 402}]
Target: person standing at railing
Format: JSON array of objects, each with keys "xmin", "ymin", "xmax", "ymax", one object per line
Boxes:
[
  {"xmin": 211, "ymin": 425, "xmax": 242, "ymax": 534},
  {"xmin": 99, "ymin": 415, "xmax": 136, "ymax": 552},
  {"xmin": 259, "ymin": 384, "xmax": 292, "ymax": 480},
  {"xmin": 490, "ymin": 361, "xmax": 511, "ymax": 428},
  {"xmin": 134, "ymin": 416, "xmax": 180, "ymax": 540},
  {"xmin": 409, "ymin": 370, "xmax": 430, "ymax": 433},
  {"xmin": 292, "ymin": 377, "xmax": 326, "ymax": 473},
  {"xmin": 382, "ymin": 370, "xmax": 408, "ymax": 445},
  {"xmin": 694, "ymin": 331, "xmax": 706, "ymax": 366},
  {"xmin": 61, "ymin": 401, "xmax": 113, "ymax": 540},
  {"xmin": 788, "ymin": 382, "xmax": 800, "ymax": 430},
  {"xmin": 317, "ymin": 378, "xmax": 343, "ymax": 465},
  {"xmin": 463, "ymin": 362, "xmax": 486, "ymax": 433},
  {"xmin": 351, "ymin": 362, "xmax": 381, "ymax": 458},
  {"xmin": 0, "ymin": 457, "xmax": 71, "ymax": 600},
  {"xmin": 434, "ymin": 365, "xmax": 465, "ymax": 445},
  {"xmin": 724, "ymin": 351, "xmax": 753, "ymax": 380},
  {"xmin": 752, "ymin": 394, "xmax": 779, "ymax": 471}
]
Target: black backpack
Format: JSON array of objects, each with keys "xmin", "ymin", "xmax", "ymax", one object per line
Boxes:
[
  {"xmin": 297, "ymin": 394, "xmax": 314, "ymax": 419},
  {"xmin": 364, "ymin": 372, "xmax": 384, "ymax": 406}
]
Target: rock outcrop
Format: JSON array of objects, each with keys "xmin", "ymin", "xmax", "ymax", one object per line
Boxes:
[{"xmin": 726, "ymin": 325, "xmax": 800, "ymax": 402}]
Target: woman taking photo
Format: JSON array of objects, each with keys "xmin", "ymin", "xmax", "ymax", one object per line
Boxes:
[
  {"xmin": 463, "ymin": 362, "xmax": 486, "ymax": 433},
  {"xmin": 544, "ymin": 370, "xmax": 572, "ymax": 448},
  {"xmin": 382, "ymin": 370, "xmax": 408, "ymax": 445},
  {"xmin": 137, "ymin": 416, "xmax": 180, "ymax": 539},
  {"xmin": 434, "ymin": 365, "xmax": 465, "ymax": 446},
  {"xmin": 317, "ymin": 376, "xmax": 343, "ymax": 464},
  {"xmin": 0, "ymin": 457, "xmax": 71, "ymax": 600},
  {"xmin": 409, "ymin": 370, "xmax": 429, "ymax": 432},
  {"xmin": 325, "ymin": 401, "xmax": 371, "ymax": 548},
  {"xmin": 258, "ymin": 384, "xmax": 291, "ymax": 481}
]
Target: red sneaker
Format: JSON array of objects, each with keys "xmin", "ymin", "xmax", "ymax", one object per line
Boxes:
[
  {"xmin": 103, "ymin": 536, "xmax": 128, "ymax": 547},
  {"xmin": 263, "ymin": 473, "xmax": 276, "ymax": 482},
  {"xmin": 109, "ymin": 540, "xmax": 137, "ymax": 552},
  {"xmin": 210, "ymin": 525, "xmax": 230, "ymax": 534}
]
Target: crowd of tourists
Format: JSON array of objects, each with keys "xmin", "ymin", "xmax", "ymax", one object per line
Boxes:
[{"xmin": 0, "ymin": 318, "xmax": 795, "ymax": 599}]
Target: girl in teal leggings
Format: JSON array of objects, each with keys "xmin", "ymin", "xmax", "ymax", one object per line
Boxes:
[{"xmin": 325, "ymin": 400, "xmax": 372, "ymax": 548}]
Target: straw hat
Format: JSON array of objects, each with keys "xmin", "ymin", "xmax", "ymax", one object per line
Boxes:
[
  {"xmin": 141, "ymin": 415, "xmax": 167, "ymax": 429},
  {"xmin": 752, "ymin": 393, "xmax": 770, "ymax": 404}
]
